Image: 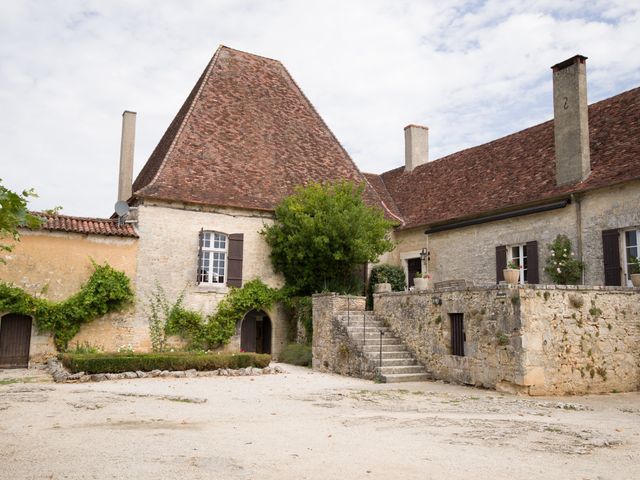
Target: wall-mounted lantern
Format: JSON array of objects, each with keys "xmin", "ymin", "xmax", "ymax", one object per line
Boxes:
[{"xmin": 420, "ymin": 247, "xmax": 430, "ymax": 263}]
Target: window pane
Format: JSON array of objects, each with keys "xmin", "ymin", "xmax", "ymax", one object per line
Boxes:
[{"xmin": 625, "ymin": 230, "xmax": 637, "ymax": 247}]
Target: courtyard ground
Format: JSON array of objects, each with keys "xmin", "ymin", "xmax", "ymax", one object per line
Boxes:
[{"xmin": 1, "ymin": 364, "xmax": 639, "ymax": 480}]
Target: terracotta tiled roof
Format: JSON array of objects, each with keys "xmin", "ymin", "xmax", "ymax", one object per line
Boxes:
[
  {"xmin": 133, "ymin": 46, "xmax": 386, "ymax": 214},
  {"xmin": 363, "ymin": 172, "xmax": 403, "ymax": 224},
  {"xmin": 30, "ymin": 212, "xmax": 138, "ymax": 238},
  {"xmin": 376, "ymin": 86, "xmax": 640, "ymax": 230}
]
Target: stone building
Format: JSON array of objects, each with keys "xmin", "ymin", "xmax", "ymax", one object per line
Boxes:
[{"xmin": 367, "ymin": 55, "xmax": 640, "ymax": 289}]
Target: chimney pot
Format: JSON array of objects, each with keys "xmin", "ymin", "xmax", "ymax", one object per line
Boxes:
[
  {"xmin": 552, "ymin": 55, "xmax": 590, "ymax": 186},
  {"xmin": 118, "ymin": 110, "xmax": 136, "ymax": 203},
  {"xmin": 404, "ymin": 124, "xmax": 429, "ymax": 172}
]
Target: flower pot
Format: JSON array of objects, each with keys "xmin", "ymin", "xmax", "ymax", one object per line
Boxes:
[
  {"xmin": 503, "ymin": 269, "xmax": 520, "ymax": 285},
  {"xmin": 631, "ymin": 274, "xmax": 640, "ymax": 287},
  {"xmin": 374, "ymin": 282, "xmax": 392, "ymax": 293},
  {"xmin": 414, "ymin": 277, "xmax": 429, "ymax": 291}
]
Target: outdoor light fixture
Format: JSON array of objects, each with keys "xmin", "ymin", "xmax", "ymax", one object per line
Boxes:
[
  {"xmin": 432, "ymin": 297, "xmax": 442, "ymax": 306},
  {"xmin": 420, "ymin": 247, "xmax": 430, "ymax": 262}
]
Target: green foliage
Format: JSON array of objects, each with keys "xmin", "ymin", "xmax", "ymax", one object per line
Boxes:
[
  {"xmin": 262, "ymin": 181, "xmax": 394, "ymax": 295},
  {"xmin": 367, "ymin": 264, "xmax": 406, "ymax": 308},
  {"xmin": 206, "ymin": 279, "xmax": 281, "ymax": 346},
  {"xmin": 69, "ymin": 341, "xmax": 103, "ymax": 354},
  {"xmin": 0, "ymin": 261, "xmax": 133, "ymax": 350},
  {"xmin": 59, "ymin": 351, "xmax": 271, "ymax": 374},
  {"xmin": 284, "ymin": 295, "xmax": 313, "ymax": 343},
  {"xmin": 629, "ymin": 256, "xmax": 640, "ymax": 275},
  {"xmin": 0, "ymin": 179, "xmax": 42, "ymax": 261},
  {"xmin": 279, "ymin": 343, "xmax": 312, "ymax": 366},
  {"xmin": 544, "ymin": 235, "xmax": 584, "ymax": 285}
]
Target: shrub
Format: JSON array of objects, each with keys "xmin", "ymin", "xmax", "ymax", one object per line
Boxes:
[
  {"xmin": 59, "ymin": 351, "xmax": 271, "ymax": 374},
  {"xmin": 284, "ymin": 296, "xmax": 313, "ymax": 343},
  {"xmin": 367, "ymin": 264, "xmax": 406, "ymax": 308},
  {"xmin": 544, "ymin": 235, "xmax": 584, "ymax": 285},
  {"xmin": 279, "ymin": 343, "xmax": 312, "ymax": 366}
]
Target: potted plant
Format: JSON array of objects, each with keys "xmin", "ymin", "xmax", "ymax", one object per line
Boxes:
[
  {"xmin": 503, "ymin": 260, "xmax": 521, "ymax": 285},
  {"xmin": 374, "ymin": 272, "xmax": 392, "ymax": 293},
  {"xmin": 413, "ymin": 272, "xmax": 431, "ymax": 291},
  {"xmin": 630, "ymin": 256, "xmax": 640, "ymax": 287}
]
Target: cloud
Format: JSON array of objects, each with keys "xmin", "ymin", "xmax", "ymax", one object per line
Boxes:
[{"xmin": 1, "ymin": 0, "xmax": 639, "ymax": 216}]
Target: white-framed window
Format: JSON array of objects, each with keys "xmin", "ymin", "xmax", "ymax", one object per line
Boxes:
[
  {"xmin": 623, "ymin": 228, "xmax": 639, "ymax": 286},
  {"xmin": 198, "ymin": 231, "xmax": 227, "ymax": 284},
  {"xmin": 508, "ymin": 244, "xmax": 528, "ymax": 284}
]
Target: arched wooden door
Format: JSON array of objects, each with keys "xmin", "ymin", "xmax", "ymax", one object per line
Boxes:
[
  {"xmin": 240, "ymin": 310, "xmax": 272, "ymax": 354},
  {"xmin": 0, "ymin": 314, "xmax": 32, "ymax": 368}
]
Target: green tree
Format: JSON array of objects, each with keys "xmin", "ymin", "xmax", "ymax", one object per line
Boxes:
[
  {"xmin": 544, "ymin": 234, "xmax": 584, "ymax": 285},
  {"xmin": 262, "ymin": 181, "xmax": 395, "ymax": 294},
  {"xmin": 0, "ymin": 179, "xmax": 42, "ymax": 260}
]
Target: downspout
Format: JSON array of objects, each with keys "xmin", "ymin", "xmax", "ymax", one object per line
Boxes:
[{"xmin": 571, "ymin": 193, "xmax": 584, "ymax": 284}]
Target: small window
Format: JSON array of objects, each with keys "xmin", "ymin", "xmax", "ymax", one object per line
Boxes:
[
  {"xmin": 450, "ymin": 313, "xmax": 464, "ymax": 356},
  {"xmin": 624, "ymin": 229, "xmax": 639, "ymax": 286},
  {"xmin": 198, "ymin": 232, "xmax": 227, "ymax": 284},
  {"xmin": 508, "ymin": 244, "xmax": 528, "ymax": 284}
]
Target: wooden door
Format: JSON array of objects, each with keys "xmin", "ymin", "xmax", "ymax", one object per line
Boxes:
[
  {"xmin": 0, "ymin": 314, "xmax": 32, "ymax": 368},
  {"xmin": 241, "ymin": 315, "xmax": 257, "ymax": 353},
  {"xmin": 407, "ymin": 258, "xmax": 422, "ymax": 288}
]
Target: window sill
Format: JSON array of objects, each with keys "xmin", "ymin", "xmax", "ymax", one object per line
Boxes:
[{"xmin": 195, "ymin": 284, "xmax": 229, "ymax": 294}]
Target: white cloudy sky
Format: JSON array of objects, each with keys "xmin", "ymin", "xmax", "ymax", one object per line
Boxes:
[{"xmin": 2, "ymin": 0, "xmax": 640, "ymax": 217}]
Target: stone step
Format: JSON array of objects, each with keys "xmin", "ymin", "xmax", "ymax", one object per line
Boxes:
[
  {"xmin": 377, "ymin": 365, "xmax": 427, "ymax": 375},
  {"xmin": 364, "ymin": 351, "xmax": 414, "ymax": 359},
  {"xmin": 370, "ymin": 358, "xmax": 417, "ymax": 367},
  {"xmin": 345, "ymin": 326, "xmax": 388, "ymax": 332},
  {"xmin": 353, "ymin": 338, "xmax": 403, "ymax": 346},
  {"xmin": 361, "ymin": 344, "xmax": 408, "ymax": 352},
  {"xmin": 347, "ymin": 331, "xmax": 395, "ymax": 340},
  {"xmin": 380, "ymin": 373, "xmax": 432, "ymax": 383},
  {"xmin": 341, "ymin": 320, "xmax": 384, "ymax": 328}
]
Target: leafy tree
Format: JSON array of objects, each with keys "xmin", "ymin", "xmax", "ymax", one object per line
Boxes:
[
  {"xmin": 262, "ymin": 181, "xmax": 395, "ymax": 294},
  {"xmin": 0, "ymin": 179, "xmax": 42, "ymax": 260}
]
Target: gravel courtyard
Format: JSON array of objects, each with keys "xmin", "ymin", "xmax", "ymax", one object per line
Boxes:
[{"xmin": 1, "ymin": 364, "xmax": 639, "ymax": 480}]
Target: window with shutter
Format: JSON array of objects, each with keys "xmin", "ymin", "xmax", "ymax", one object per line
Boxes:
[
  {"xmin": 198, "ymin": 231, "xmax": 228, "ymax": 284},
  {"xmin": 227, "ymin": 233, "xmax": 244, "ymax": 288}
]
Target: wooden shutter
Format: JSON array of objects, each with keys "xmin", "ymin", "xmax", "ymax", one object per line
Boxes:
[
  {"xmin": 602, "ymin": 229, "xmax": 621, "ymax": 286},
  {"xmin": 496, "ymin": 245, "xmax": 507, "ymax": 283},
  {"xmin": 227, "ymin": 233, "xmax": 244, "ymax": 288},
  {"xmin": 197, "ymin": 229, "xmax": 204, "ymax": 284},
  {"xmin": 526, "ymin": 240, "xmax": 539, "ymax": 284}
]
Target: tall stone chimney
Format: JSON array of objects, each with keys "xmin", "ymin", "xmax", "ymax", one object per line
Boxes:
[
  {"xmin": 552, "ymin": 55, "xmax": 590, "ymax": 186},
  {"xmin": 118, "ymin": 110, "xmax": 136, "ymax": 202},
  {"xmin": 404, "ymin": 124, "xmax": 429, "ymax": 172}
]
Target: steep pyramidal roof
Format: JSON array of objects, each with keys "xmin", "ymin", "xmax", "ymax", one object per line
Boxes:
[
  {"xmin": 367, "ymin": 86, "xmax": 640, "ymax": 230},
  {"xmin": 133, "ymin": 46, "xmax": 386, "ymax": 214}
]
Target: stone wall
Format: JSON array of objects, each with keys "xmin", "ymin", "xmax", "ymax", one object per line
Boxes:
[
  {"xmin": 374, "ymin": 285, "xmax": 640, "ymax": 395},
  {"xmin": 312, "ymin": 294, "xmax": 376, "ymax": 379},
  {"xmin": 387, "ymin": 181, "xmax": 640, "ymax": 287},
  {"xmin": 0, "ymin": 230, "xmax": 138, "ymax": 361},
  {"xmin": 134, "ymin": 201, "xmax": 288, "ymax": 357}
]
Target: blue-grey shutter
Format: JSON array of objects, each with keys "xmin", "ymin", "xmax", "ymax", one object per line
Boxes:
[
  {"xmin": 602, "ymin": 229, "xmax": 621, "ymax": 286},
  {"xmin": 496, "ymin": 245, "xmax": 507, "ymax": 283},
  {"xmin": 197, "ymin": 228, "xmax": 204, "ymax": 283}
]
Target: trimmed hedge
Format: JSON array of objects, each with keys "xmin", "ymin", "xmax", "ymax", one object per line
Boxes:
[
  {"xmin": 279, "ymin": 343, "xmax": 312, "ymax": 366},
  {"xmin": 59, "ymin": 352, "xmax": 271, "ymax": 374}
]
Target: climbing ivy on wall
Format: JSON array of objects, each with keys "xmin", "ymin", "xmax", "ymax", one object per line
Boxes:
[{"xmin": 0, "ymin": 261, "xmax": 134, "ymax": 350}]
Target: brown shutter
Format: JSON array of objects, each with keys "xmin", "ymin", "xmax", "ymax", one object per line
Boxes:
[
  {"xmin": 496, "ymin": 245, "xmax": 507, "ymax": 283},
  {"xmin": 227, "ymin": 233, "xmax": 244, "ymax": 288},
  {"xmin": 602, "ymin": 229, "xmax": 621, "ymax": 286},
  {"xmin": 526, "ymin": 240, "xmax": 539, "ymax": 284},
  {"xmin": 197, "ymin": 228, "xmax": 204, "ymax": 284}
]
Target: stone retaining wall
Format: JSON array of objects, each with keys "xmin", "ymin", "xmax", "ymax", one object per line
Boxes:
[
  {"xmin": 374, "ymin": 285, "xmax": 640, "ymax": 395},
  {"xmin": 311, "ymin": 294, "xmax": 376, "ymax": 379}
]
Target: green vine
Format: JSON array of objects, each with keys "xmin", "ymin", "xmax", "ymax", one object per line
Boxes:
[
  {"xmin": 0, "ymin": 261, "xmax": 134, "ymax": 350},
  {"xmin": 164, "ymin": 279, "xmax": 282, "ymax": 350}
]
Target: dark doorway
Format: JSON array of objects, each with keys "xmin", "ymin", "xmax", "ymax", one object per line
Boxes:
[
  {"xmin": 0, "ymin": 314, "xmax": 32, "ymax": 368},
  {"xmin": 240, "ymin": 310, "xmax": 272, "ymax": 354},
  {"xmin": 407, "ymin": 258, "xmax": 422, "ymax": 288}
]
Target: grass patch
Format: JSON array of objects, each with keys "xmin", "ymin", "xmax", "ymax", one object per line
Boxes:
[
  {"xmin": 279, "ymin": 343, "xmax": 312, "ymax": 367},
  {"xmin": 59, "ymin": 351, "xmax": 270, "ymax": 374},
  {"xmin": 0, "ymin": 377, "xmax": 39, "ymax": 385}
]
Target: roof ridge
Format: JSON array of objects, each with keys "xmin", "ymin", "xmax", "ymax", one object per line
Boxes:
[
  {"xmin": 383, "ymin": 84, "xmax": 640, "ymax": 177},
  {"xmin": 31, "ymin": 211, "xmax": 121, "ymax": 222},
  {"xmin": 217, "ymin": 44, "xmax": 284, "ymax": 64}
]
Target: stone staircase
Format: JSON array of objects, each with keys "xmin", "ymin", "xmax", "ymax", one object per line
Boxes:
[{"xmin": 337, "ymin": 312, "xmax": 430, "ymax": 383}]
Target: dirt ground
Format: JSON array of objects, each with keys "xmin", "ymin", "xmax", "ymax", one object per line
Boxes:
[{"xmin": 1, "ymin": 364, "xmax": 639, "ymax": 480}]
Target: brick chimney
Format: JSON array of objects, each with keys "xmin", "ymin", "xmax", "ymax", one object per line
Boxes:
[
  {"xmin": 118, "ymin": 110, "xmax": 136, "ymax": 202},
  {"xmin": 552, "ymin": 55, "xmax": 590, "ymax": 186},
  {"xmin": 404, "ymin": 124, "xmax": 429, "ymax": 172}
]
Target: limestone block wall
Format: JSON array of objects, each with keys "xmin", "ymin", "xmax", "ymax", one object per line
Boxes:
[
  {"xmin": 374, "ymin": 285, "xmax": 640, "ymax": 395},
  {"xmin": 134, "ymin": 201, "xmax": 287, "ymax": 357},
  {"xmin": 388, "ymin": 181, "xmax": 640, "ymax": 287},
  {"xmin": 312, "ymin": 294, "xmax": 376, "ymax": 379},
  {"xmin": 0, "ymin": 230, "xmax": 138, "ymax": 360}
]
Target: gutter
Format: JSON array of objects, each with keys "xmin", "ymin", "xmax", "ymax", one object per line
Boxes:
[{"xmin": 424, "ymin": 198, "xmax": 571, "ymax": 235}]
